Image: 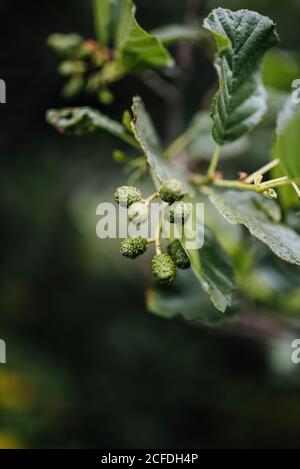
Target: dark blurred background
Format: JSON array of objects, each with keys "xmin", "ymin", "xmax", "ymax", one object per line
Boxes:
[{"xmin": 1, "ymin": 0, "xmax": 300, "ymax": 449}]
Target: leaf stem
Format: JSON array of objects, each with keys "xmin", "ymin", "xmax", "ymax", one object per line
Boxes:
[
  {"xmin": 207, "ymin": 144, "xmax": 221, "ymax": 179},
  {"xmin": 122, "ymin": 134, "xmax": 142, "ymax": 150},
  {"xmin": 163, "ymin": 133, "xmax": 190, "ymax": 160},
  {"xmin": 155, "ymin": 218, "xmax": 163, "ymax": 256}
]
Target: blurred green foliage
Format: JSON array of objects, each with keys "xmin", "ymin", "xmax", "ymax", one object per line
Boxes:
[{"xmin": 1, "ymin": 0, "xmax": 300, "ymax": 449}]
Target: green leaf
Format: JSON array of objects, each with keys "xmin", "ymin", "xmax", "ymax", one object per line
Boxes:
[
  {"xmin": 207, "ymin": 189, "xmax": 300, "ymax": 266},
  {"xmin": 46, "ymin": 107, "xmax": 138, "ymax": 147},
  {"xmin": 180, "ymin": 221, "xmax": 235, "ymax": 313},
  {"xmin": 116, "ymin": 0, "xmax": 174, "ymax": 68},
  {"xmin": 271, "ymin": 152, "xmax": 299, "ymax": 212},
  {"xmin": 147, "ymin": 270, "xmax": 239, "ymax": 325},
  {"xmin": 150, "ymin": 24, "xmax": 205, "ymax": 45},
  {"xmin": 203, "ymin": 8, "xmax": 279, "ymax": 144},
  {"xmin": 93, "ymin": 0, "xmax": 173, "ymax": 68},
  {"xmin": 62, "ymin": 76, "xmax": 85, "ymax": 100},
  {"xmin": 265, "ymin": 88, "xmax": 288, "ymax": 124},
  {"xmin": 275, "ymin": 96, "xmax": 300, "ymax": 180},
  {"xmin": 262, "ymin": 49, "xmax": 300, "ymax": 92},
  {"xmin": 186, "ymin": 111, "xmax": 249, "ymax": 161},
  {"xmin": 92, "ymin": 0, "xmax": 112, "ymax": 46},
  {"xmin": 131, "ymin": 96, "xmax": 195, "ymax": 196}
]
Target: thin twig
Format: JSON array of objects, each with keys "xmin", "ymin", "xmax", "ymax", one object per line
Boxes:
[
  {"xmin": 213, "ymin": 179, "xmax": 258, "ymax": 191},
  {"xmin": 244, "ymin": 159, "xmax": 280, "ymax": 184},
  {"xmin": 144, "ymin": 192, "xmax": 159, "ymax": 206},
  {"xmin": 291, "ymin": 181, "xmax": 300, "ymax": 200}
]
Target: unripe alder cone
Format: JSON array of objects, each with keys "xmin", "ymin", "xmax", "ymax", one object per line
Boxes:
[
  {"xmin": 165, "ymin": 201, "xmax": 191, "ymax": 224},
  {"xmin": 63, "ymin": 76, "xmax": 84, "ymax": 99},
  {"xmin": 152, "ymin": 254, "xmax": 176, "ymax": 285},
  {"xmin": 128, "ymin": 201, "xmax": 149, "ymax": 224},
  {"xmin": 167, "ymin": 240, "xmax": 190, "ymax": 269},
  {"xmin": 47, "ymin": 33, "xmax": 83, "ymax": 57},
  {"xmin": 159, "ymin": 179, "xmax": 183, "ymax": 204},
  {"xmin": 77, "ymin": 40, "xmax": 100, "ymax": 60},
  {"xmin": 58, "ymin": 60, "xmax": 86, "ymax": 77},
  {"xmin": 120, "ymin": 236, "xmax": 147, "ymax": 259},
  {"xmin": 114, "ymin": 186, "xmax": 141, "ymax": 207},
  {"xmin": 58, "ymin": 61, "xmax": 77, "ymax": 77}
]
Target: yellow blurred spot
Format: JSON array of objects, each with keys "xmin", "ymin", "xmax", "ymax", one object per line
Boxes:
[
  {"xmin": 0, "ymin": 370, "xmax": 36, "ymax": 409},
  {"xmin": 0, "ymin": 433, "xmax": 24, "ymax": 449}
]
